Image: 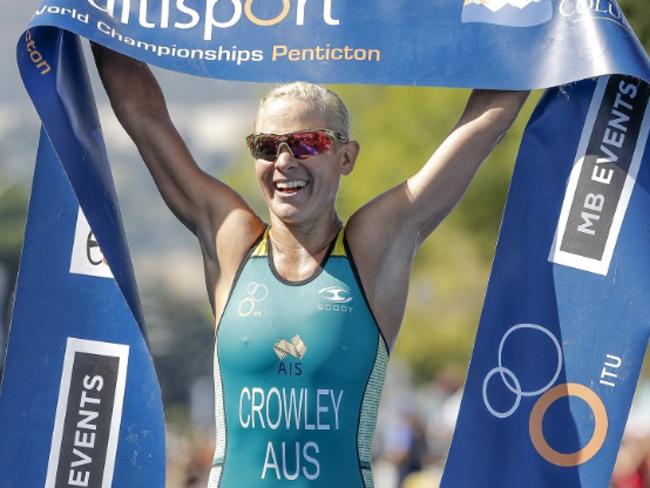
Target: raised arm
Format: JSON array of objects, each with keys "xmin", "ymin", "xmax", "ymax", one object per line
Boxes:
[
  {"xmin": 350, "ymin": 89, "xmax": 529, "ymax": 248},
  {"xmin": 346, "ymin": 89, "xmax": 529, "ymax": 345},
  {"xmin": 91, "ymin": 44, "xmax": 256, "ymax": 242},
  {"xmin": 408, "ymin": 90, "xmax": 529, "ymax": 237}
]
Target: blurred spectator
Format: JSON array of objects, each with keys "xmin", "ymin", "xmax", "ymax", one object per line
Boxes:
[
  {"xmin": 384, "ymin": 407, "xmax": 430, "ymax": 486},
  {"xmin": 612, "ymin": 437, "xmax": 650, "ymax": 488},
  {"xmin": 184, "ymin": 438, "xmax": 213, "ymax": 488},
  {"xmin": 402, "ymin": 468, "xmax": 442, "ymax": 488},
  {"xmin": 163, "ymin": 371, "xmax": 650, "ymax": 488}
]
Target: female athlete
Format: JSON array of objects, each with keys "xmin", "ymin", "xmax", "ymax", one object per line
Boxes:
[{"xmin": 93, "ymin": 44, "xmax": 528, "ymax": 487}]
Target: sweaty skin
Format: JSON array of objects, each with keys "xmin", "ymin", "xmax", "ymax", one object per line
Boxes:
[{"xmin": 92, "ymin": 44, "xmax": 529, "ymax": 349}]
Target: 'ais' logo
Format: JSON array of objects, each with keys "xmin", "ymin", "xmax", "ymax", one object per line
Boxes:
[
  {"xmin": 274, "ymin": 335, "xmax": 307, "ymax": 360},
  {"xmin": 462, "ymin": 0, "xmax": 553, "ymax": 27},
  {"xmin": 69, "ymin": 208, "xmax": 113, "ymax": 279}
]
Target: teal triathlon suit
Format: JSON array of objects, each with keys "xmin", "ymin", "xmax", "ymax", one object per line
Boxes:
[{"xmin": 208, "ymin": 227, "xmax": 390, "ymax": 487}]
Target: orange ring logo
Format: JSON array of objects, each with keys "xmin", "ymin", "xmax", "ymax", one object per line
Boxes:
[{"xmin": 529, "ymin": 383, "xmax": 608, "ymax": 467}]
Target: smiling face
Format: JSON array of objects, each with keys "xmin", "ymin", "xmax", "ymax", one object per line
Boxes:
[{"xmin": 253, "ymin": 97, "xmax": 358, "ymax": 227}]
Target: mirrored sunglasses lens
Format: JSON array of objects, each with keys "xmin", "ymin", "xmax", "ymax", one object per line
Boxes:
[
  {"xmin": 253, "ymin": 136, "xmax": 280, "ymax": 160},
  {"xmin": 289, "ymin": 132, "xmax": 331, "ymax": 158}
]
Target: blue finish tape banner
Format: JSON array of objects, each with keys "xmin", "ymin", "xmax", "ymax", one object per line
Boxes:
[
  {"xmin": 21, "ymin": 0, "xmax": 649, "ymax": 89},
  {"xmin": 0, "ymin": 28, "xmax": 165, "ymax": 488},
  {"xmin": 0, "ymin": 0, "xmax": 648, "ymax": 487},
  {"xmin": 442, "ymin": 75, "xmax": 650, "ymax": 487}
]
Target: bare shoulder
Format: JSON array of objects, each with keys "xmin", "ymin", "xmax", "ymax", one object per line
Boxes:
[
  {"xmin": 346, "ymin": 183, "xmax": 418, "ymax": 269},
  {"xmin": 197, "ymin": 205, "xmax": 265, "ymax": 318},
  {"xmin": 199, "ymin": 206, "xmax": 265, "ymax": 275}
]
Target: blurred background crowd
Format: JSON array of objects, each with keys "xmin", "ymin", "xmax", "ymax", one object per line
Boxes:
[
  {"xmin": 0, "ymin": 1, "xmax": 648, "ymax": 487},
  {"xmin": 163, "ymin": 363, "xmax": 650, "ymax": 488}
]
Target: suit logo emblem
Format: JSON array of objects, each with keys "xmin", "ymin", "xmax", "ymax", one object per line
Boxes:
[
  {"xmin": 274, "ymin": 335, "xmax": 307, "ymax": 360},
  {"xmin": 238, "ymin": 282, "xmax": 268, "ymax": 317},
  {"xmin": 318, "ymin": 285, "xmax": 352, "ymax": 304},
  {"xmin": 461, "ymin": 0, "xmax": 554, "ymax": 27}
]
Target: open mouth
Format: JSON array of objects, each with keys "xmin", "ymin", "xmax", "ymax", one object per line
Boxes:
[{"xmin": 274, "ymin": 179, "xmax": 308, "ymax": 195}]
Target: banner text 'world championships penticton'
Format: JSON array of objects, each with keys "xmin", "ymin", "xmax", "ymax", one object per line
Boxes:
[{"xmin": 34, "ymin": 2, "xmax": 382, "ymax": 66}]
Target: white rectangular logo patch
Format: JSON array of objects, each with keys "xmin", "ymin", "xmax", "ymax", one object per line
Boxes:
[
  {"xmin": 69, "ymin": 207, "xmax": 113, "ymax": 279},
  {"xmin": 549, "ymin": 76, "xmax": 650, "ymax": 275},
  {"xmin": 45, "ymin": 338, "xmax": 129, "ymax": 488}
]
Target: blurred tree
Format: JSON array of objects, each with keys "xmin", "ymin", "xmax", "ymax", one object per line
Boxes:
[
  {"xmin": 620, "ymin": 0, "xmax": 650, "ymax": 48},
  {"xmin": 145, "ymin": 287, "xmax": 215, "ymax": 411},
  {"xmin": 0, "ymin": 183, "xmax": 28, "ymax": 375},
  {"xmin": 0, "ymin": 185, "xmax": 28, "ymax": 312}
]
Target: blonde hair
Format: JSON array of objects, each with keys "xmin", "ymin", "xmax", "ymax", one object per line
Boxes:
[{"xmin": 255, "ymin": 82, "xmax": 350, "ymax": 139}]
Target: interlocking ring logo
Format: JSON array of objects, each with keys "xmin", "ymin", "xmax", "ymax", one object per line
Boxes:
[
  {"xmin": 238, "ymin": 282, "xmax": 268, "ymax": 317},
  {"xmin": 482, "ymin": 323, "xmax": 563, "ymax": 419},
  {"xmin": 482, "ymin": 323, "xmax": 609, "ymax": 467}
]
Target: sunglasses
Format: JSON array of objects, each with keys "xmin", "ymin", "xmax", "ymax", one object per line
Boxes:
[{"xmin": 246, "ymin": 129, "xmax": 348, "ymax": 162}]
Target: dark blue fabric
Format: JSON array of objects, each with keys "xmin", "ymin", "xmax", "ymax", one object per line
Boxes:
[
  {"xmin": 442, "ymin": 76, "xmax": 650, "ymax": 488},
  {"xmin": 0, "ymin": 26, "xmax": 165, "ymax": 488},
  {"xmin": 25, "ymin": 0, "xmax": 649, "ymax": 88}
]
